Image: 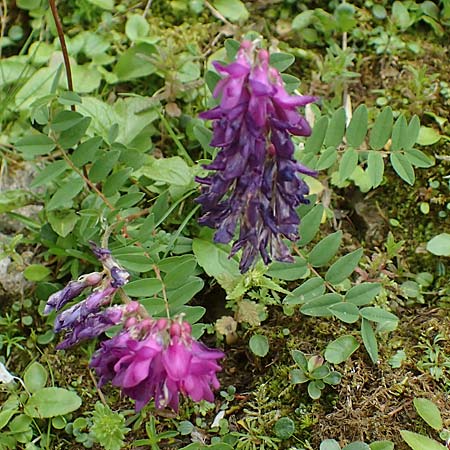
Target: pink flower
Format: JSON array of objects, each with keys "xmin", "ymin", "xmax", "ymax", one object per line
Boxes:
[{"xmin": 90, "ymin": 318, "xmax": 224, "ymax": 411}]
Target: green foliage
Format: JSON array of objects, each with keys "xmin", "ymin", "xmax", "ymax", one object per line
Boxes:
[
  {"xmin": 290, "ymin": 350, "xmax": 341, "ymax": 399},
  {"xmin": 301, "ymin": 105, "xmax": 433, "ymax": 189},
  {"xmin": 90, "ymin": 403, "xmax": 130, "ymax": 450}
]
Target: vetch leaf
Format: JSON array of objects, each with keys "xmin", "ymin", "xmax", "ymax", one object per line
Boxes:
[
  {"xmin": 316, "ymin": 146, "xmax": 337, "ymax": 170},
  {"xmin": 417, "ymin": 126, "xmax": 441, "ymax": 146},
  {"xmin": 367, "ymin": 151, "xmax": 384, "ymax": 188},
  {"xmin": 346, "ymin": 104, "xmax": 368, "ymax": 147},
  {"xmin": 309, "ymin": 231, "xmax": 343, "ymax": 267},
  {"xmin": 51, "ymin": 111, "xmax": 85, "ymax": 132},
  {"xmin": 325, "ymin": 335, "xmax": 360, "ymax": 364},
  {"xmin": 339, "ymin": 147, "xmax": 358, "ymax": 182},
  {"xmin": 123, "ymin": 278, "xmax": 162, "ymax": 297},
  {"xmin": 30, "ymin": 160, "xmax": 68, "ymax": 188},
  {"xmin": 285, "ymin": 277, "xmax": 325, "ymax": 305},
  {"xmin": 361, "ymin": 318, "xmax": 378, "ymax": 363},
  {"xmin": 298, "ymin": 204, "xmax": 324, "ymax": 246},
  {"xmin": 360, "ymin": 307, "xmax": 398, "ymax": 326},
  {"xmin": 16, "ymin": 134, "xmax": 56, "ymax": 158},
  {"xmin": 305, "ymin": 116, "xmax": 328, "ymax": 154},
  {"xmin": 24, "ymin": 264, "xmax": 51, "ymax": 281},
  {"xmin": 390, "ymin": 152, "xmax": 415, "ymax": 185},
  {"xmin": 404, "ymin": 148, "xmax": 434, "ymax": 168},
  {"xmin": 269, "ymin": 53, "xmax": 295, "ymax": 72},
  {"xmin": 46, "ymin": 176, "xmax": 85, "ymax": 211},
  {"xmin": 267, "ymin": 257, "xmax": 308, "ymax": 281},
  {"xmin": 346, "ymin": 283, "xmax": 381, "ymax": 306},
  {"xmin": 391, "ymin": 114, "xmax": 408, "ymax": 151},
  {"xmin": 300, "ymin": 293, "xmax": 341, "ymax": 317},
  {"xmin": 404, "ymin": 115, "xmax": 420, "ymax": 149},
  {"xmin": 325, "ymin": 248, "xmax": 363, "ymax": 285},
  {"xmin": 329, "ymin": 302, "xmax": 360, "ymax": 323},
  {"xmin": 413, "ymin": 398, "xmax": 443, "ymax": 430},
  {"xmin": 369, "ymin": 107, "xmax": 393, "ymax": 150},
  {"xmin": 324, "ymin": 107, "xmax": 346, "ymax": 148}
]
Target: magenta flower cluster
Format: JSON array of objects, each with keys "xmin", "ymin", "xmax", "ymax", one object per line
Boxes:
[
  {"xmin": 91, "ymin": 308, "xmax": 224, "ymax": 411},
  {"xmin": 196, "ymin": 41, "xmax": 316, "ymax": 272},
  {"xmin": 45, "ymin": 244, "xmax": 224, "ymax": 411}
]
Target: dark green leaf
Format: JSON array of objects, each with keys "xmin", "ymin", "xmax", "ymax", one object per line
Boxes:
[
  {"xmin": 123, "ymin": 278, "xmax": 162, "ymax": 297},
  {"xmin": 404, "ymin": 115, "xmax": 420, "ymax": 149},
  {"xmin": 51, "ymin": 111, "xmax": 85, "ymax": 132},
  {"xmin": 339, "ymin": 147, "xmax": 358, "ymax": 182},
  {"xmin": 367, "ymin": 151, "xmax": 384, "ymax": 188},
  {"xmin": 316, "ymin": 146, "xmax": 338, "ymax": 170},
  {"xmin": 404, "ymin": 148, "xmax": 434, "ymax": 168},
  {"xmin": 346, "ymin": 283, "xmax": 381, "ymax": 306},
  {"xmin": 324, "ymin": 108, "xmax": 346, "ymax": 147},
  {"xmin": 267, "ymin": 257, "xmax": 308, "ymax": 281},
  {"xmin": 346, "ymin": 104, "xmax": 368, "ymax": 147},
  {"xmin": 329, "ymin": 302, "xmax": 360, "ymax": 323},
  {"xmin": 16, "ymin": 134, "xmax": 56, "ymax": 158},
  {"xmin": 325, "ymin": 248, "xmax": 363, "ymax": 285},
  {"xmin": 300, "ymin": 293, "xmax": 342, "ymax": 317},
  {"xmin": 46, "ymin": 176, "xmax": 84, "ymax": 211},
  {"xmin": 304, "ymin": 116, "xmax": 328, "ymax": 154},
  {"xmin": 369, "ymin": 107, "xmax": 393, "ymax": 150},
  {"xmin": 274, "ymin": 417, "xmax": 295, "ymax": 440},
  {"xmin": 298, "ymin": 204, "xmax": 324, "ymax": 246},
  {"xmin": 269, "ymin": 53, "xmax": 295, "ymax": 72},
  {"xmin": 390, "ymin": 152, "xmax": 415, "ymax": 185},
  {"xmin": 59, "ymin": 117, "xmax": 91, "ymax": 149},
  {"xmin": 30, "ymin": 160, "xmax": 68, "ymax": 188},
  {"xmin": 325, "ymin": 335, "xmax": 359, "ymax": 364},
  {"xmin": 89, "ymin": 149, "xmax": 121, "ymax": 182},
  {"xmin": 309, "ymin": 231, "xmax": 343, "ymax": 267},
  {"xmin": 361, "ymin": 318, "xmax": 378, "ymax": 364},
  {"xmin": 286, "ymin": 277, "xmax": 325, "ymax": 305}
]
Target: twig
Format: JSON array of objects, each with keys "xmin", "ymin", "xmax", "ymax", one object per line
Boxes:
[
  {"xmin": 142, "ymin": 0, "xmax": 153, "ymax": 17},
  {"xmin": 88, "ymin": 369, "xmax": 107, "ymax": 405},
  {"xmin": 58, "ymin": 145, "xmax": 116, "ymax": 211},
  {"xmin": 204, "ymin": 0, "xmax": 234, "ymax": 27},
  {"xmin": 153, "ymin": 265, "xmax": 170, "ymax": 318},
  {"xmin": 48, "ymin": 0, "xmax": 75, "ymax": 111}
]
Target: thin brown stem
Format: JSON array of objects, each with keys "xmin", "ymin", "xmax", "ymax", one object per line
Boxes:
[
  {"xmin": 48, "ymin": 0, "xmax": 75, "ymax": 111},
  {"xmin": 58, "ymin": 145, "xmax": 116, "ymax": 211}
]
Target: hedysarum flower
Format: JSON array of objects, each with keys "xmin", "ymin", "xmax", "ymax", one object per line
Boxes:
[
  {"xmin": 196, "ymin": 40, "xmax": 317, "ymax": 272},
  {"xmin": 90, "ymin": 315, "xmax": 224, "ymax": 411}
]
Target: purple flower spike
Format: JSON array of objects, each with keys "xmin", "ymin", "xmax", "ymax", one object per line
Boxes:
[
  {"xmin": 56, "ymin": 306, "xmax": 123, "ymax": 349},
  {"xmin": 44, "ymin": 272, "xmax": 103, "ymax": 314},
  {"xmin": 54, "ymin": 285, "xmax": 117, "ymax": 333},
  {"xmin": 90, "ymin": 318, "xmax": 224, "ymax": 411},
  {"xmin": 196, "ymin": 40, "xmax": 317, "ymax": 272}
]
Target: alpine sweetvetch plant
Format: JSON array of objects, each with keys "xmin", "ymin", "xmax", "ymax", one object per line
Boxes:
[{"xmin": 196, "ymin": 40, "xmax": 317, "ymax": 273}]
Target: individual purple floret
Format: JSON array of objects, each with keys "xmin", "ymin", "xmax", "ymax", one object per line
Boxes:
[
  {"xmin": 196, "ymin": 40, "xmax": 317, "ymax": 272},
  {"xmin": 90, "ymin": 241, "xmax": 129, "ymax": 288},
  {"xmin": 90, "ymin": 315, "xmax": 224, "ymax": 411},
  {"xmin": 56, "ymin": 306, "xmax": 123, "ymax": 350},
  {"xmin": 44, "ymin": 272, "xmax": 103, "ymax": 314}
]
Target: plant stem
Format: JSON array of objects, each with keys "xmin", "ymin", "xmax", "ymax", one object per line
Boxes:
[{"xmin": 48, "ymin": 0, "xmax": 75, "ymax": 111}]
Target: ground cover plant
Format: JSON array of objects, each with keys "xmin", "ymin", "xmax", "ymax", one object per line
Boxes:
[{"xmin": 1, "ymin": 0, "xmax": 450, "ymax": 449}]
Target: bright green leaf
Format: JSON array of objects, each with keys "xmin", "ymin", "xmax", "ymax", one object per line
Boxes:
[
  {"xmin": 325, "ymin": 335, "xmax": 360, "ymax": 364},
  {"xmin": 390, "ymin": 152, "xmax": 415, "ymax": 185},
  {"xmin": 25, "ymin": 387, "xmax": 82, "ymax": 418},
  {"xmin": 413, "ymin": 398, "xmax": 443, "ymax": 430},
  {"xmin": 400, "ymin": 430, "xmax": 446, "ymax": 450},
  {"xmin": 249, "ymin": 334, "xmax": 269, "ymax": 357}
]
